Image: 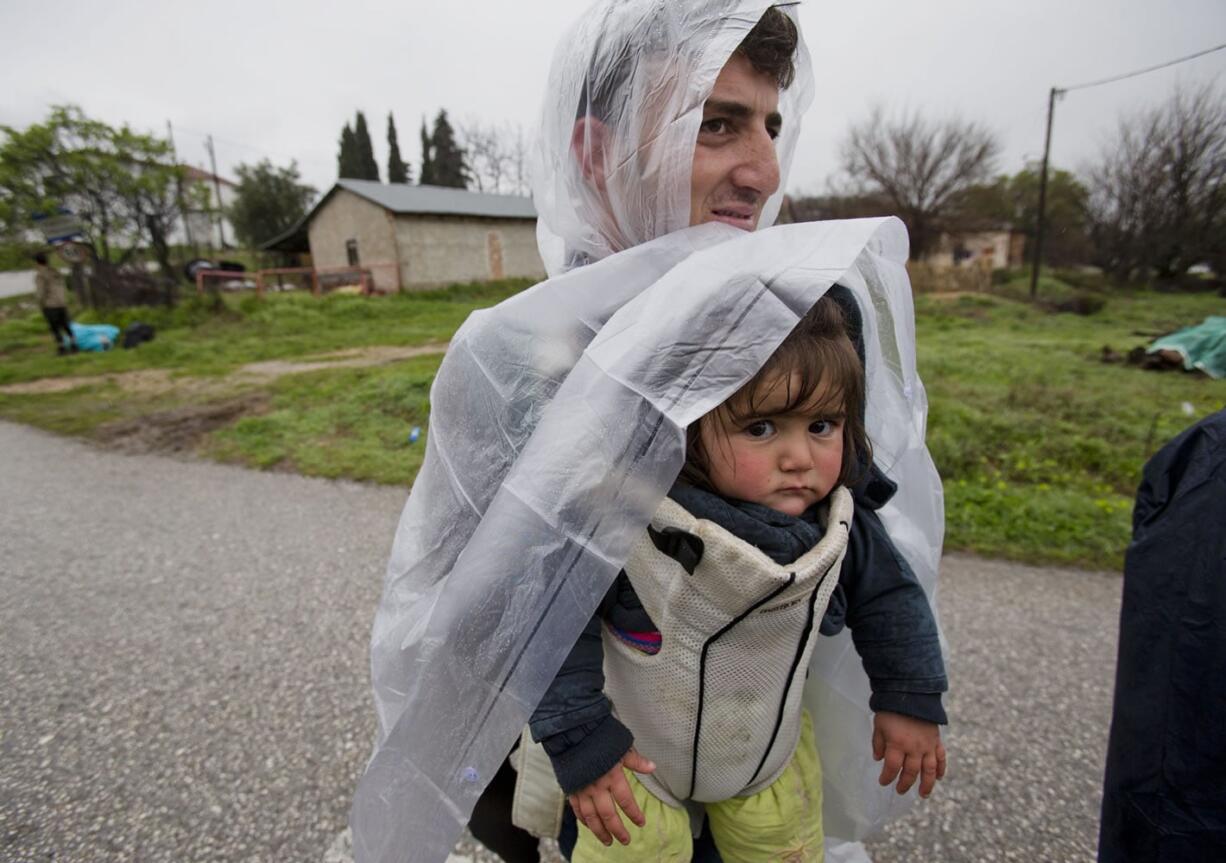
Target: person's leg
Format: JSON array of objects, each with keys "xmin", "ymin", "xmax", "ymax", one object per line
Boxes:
[
  {"xmin": 691, "ymin": 817, "xmax": 725, "ymax": 863},
  {"xmin": 60, "ymin": 309, "xmax": 78, "ymax": 352},
  {"xmin": 467, "ymin": 756, "xmax": 542, "ymax": 863},
  {"xmin": 48, "ymin": 307, "xmax": 76, "ymax": 353},
  {"xmin": 570, "ymin": 769, "xmax": 691, "ymax": 863},
  {"xmin": 42, "ymin": 308, "xmax": 65, "ymax": 353},
  {"xmin": 705, "ymin": 712, "xmax": 823, "ymax": 863}
]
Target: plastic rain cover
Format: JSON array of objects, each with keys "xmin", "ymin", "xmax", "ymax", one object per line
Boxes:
[
  {"xmin": 530, "ymin": 0, "xmax": 812, "ymax": 276},
  {"xmin": 351, "ymin": 217, "xmax": 945, "ymax": 862}
]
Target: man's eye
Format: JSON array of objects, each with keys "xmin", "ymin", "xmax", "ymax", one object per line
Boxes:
[
  {"xmin": 745, "ymin": 420, "xmax": 775, "ymax": 438},
  {"xmin": 701, "ymin": 118, "xmax": 730, "ymax": 135}
]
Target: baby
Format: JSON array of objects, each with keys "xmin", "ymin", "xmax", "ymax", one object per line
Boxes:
[{"xmin": 531, "ymin": 292, "xmax": 948, "ymax": 863}]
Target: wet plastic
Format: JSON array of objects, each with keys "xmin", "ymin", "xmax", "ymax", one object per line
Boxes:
[
  {"xmin": 530, "ymin": 0, "xmax": 813, "ymax": 276},
  {"xmin": 350, "ymin": 218, "xmax": 945, "ymax": 862}
]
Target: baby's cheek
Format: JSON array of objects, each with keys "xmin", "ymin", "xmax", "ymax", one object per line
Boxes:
[{"xmin": 732, "ymin": 452, "xmax": 775, "ymax": 493}]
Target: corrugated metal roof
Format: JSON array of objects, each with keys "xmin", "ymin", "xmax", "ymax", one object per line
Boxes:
[{"xmin": 335, "ymin": 179, "xmax": 536, "ymax": 219}]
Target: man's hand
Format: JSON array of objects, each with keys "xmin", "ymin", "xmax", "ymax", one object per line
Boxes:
[
  {"xmin": 567, "ymin": 748, "xmax": 656, "ymax": 847},
  {"xmin": 872, "ymin": 711, "xmax": 946, "ymax": 798}
]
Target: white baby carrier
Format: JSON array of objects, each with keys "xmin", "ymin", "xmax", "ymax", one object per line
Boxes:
[{"xmin": 513, "ymin": 487, "xmax": 852, "ymax": 833}]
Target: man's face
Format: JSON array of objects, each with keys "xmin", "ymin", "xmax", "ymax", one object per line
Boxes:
[{"xmin": 688, "ymin": 52, "xmax": 783, "ymax": 230}]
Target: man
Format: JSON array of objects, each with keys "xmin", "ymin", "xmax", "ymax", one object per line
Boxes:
[
  {"xmin": 467, "ymin": 10, "xmax": 805, "ymax": 862},
  {"xmin": 351, "ymin": 4, "xmax": 941, "ymax": 862},
  {"xmin": 355, "ymin": 7, "xmax": 811, "ymax": 862},
  {"xmin": 33, "ymin": 252, "xmax": 78, "ymax": 355}
]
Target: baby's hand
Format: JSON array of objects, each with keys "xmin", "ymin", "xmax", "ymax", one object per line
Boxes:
[
  {"xmin": 567, "ymin": 748, "xmax": 656, "ymax": 847},
  {"xmin": 871, "ymin": 711, "xmax": 947, "ymax": 798}
]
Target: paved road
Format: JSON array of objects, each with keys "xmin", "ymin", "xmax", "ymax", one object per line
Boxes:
[{"xmin": 0, "ymin": 421, "xmax": 1123, "ymax": 862}]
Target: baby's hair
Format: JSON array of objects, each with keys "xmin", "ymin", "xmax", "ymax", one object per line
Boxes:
[{"xmin": 681, "ymin": 294, "xmax": 871, "ymax": 494}]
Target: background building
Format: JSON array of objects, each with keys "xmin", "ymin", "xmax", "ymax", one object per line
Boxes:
[{"xmin": 301, "ymin": 179, "xmax": 543, "ymax": 292}]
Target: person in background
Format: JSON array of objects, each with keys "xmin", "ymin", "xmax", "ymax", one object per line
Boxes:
[
  {"xmin": 1099, "ymin": 408, "xmax": 1226, "ymax": 862},
  {"xmin": 33, "ymin": 252, "xmax": 78, "ymax": 355}
]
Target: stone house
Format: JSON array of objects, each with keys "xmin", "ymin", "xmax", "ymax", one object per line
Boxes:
[
  {"xmin": 302, "ymin": 179, "xmax": 544, "ymax": 292},
  {"xmin": 926, "ymin": 228, "xmax": 1026, "ymax": 270}
]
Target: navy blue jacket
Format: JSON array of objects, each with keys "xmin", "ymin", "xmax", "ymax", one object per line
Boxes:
[{"xmin": 1099, "ymin": 408, "xmax": 1226, "ymax": 862}]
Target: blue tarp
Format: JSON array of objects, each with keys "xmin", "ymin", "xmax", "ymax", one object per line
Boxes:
[
  {"xmin": 1147, "ymin": 316, "xmax": 1226, "ymax": 379},
  {"xmin": 67, "ymin": 322, "xmax": 119, "ymax": 352}
]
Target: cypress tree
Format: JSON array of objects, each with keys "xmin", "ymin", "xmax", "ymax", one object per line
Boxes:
[
  {"xmin": 353, "ymin": 111, "xmax": 380, "ymax": 181},
  {"xmin": 387, "ymin": 112, "xmax": 410, "ymax": 183},
  {"xmin": 338, "ymin": 123, "xmax": 360, "ymax": 179},
  {"xmin": 419, "ymin": 117, "xmax": 435, "ymax": 185},
  {"xmin": 429, "ymin": 109, "xmax": 469, "ymax": 189}
]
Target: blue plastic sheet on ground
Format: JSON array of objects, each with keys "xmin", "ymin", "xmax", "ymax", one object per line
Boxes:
[
  {"xmin": 68, "ymin": 322, "xmax": 119, "ymax": 352},
  {"xmin": 1147, "ymin": 316, "xmax": 1226, "ymax": 379}
]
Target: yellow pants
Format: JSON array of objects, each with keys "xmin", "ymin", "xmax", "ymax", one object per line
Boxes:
[{"xmin": 572, "ymin": 713, "xmax": 823, "ymax": 863}]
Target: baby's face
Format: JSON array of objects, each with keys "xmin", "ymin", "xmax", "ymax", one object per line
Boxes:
[{"xmin": 700, "ymin": 373, "xmax": 844, "ymax": 517}]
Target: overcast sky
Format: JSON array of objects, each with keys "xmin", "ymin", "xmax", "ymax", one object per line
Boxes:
[{"xmin": 2, "ymin": 0, "xmax": 1224, "ymax": 202}]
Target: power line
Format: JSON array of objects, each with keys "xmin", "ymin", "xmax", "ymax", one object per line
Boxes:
[
  {"xmin": 1029, "ymin": 39, "xmax": 1226, "ymax": 299},
  {"xmin": 1060, "ymin": 41, "xmax": 1226, "ymax": 94}
]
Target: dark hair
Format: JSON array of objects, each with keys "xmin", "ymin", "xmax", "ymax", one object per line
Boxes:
[
  {"xmin": 681, "ymin": 294, "xmax": 870, "ymax": 493},
  {"xmin": 33, "ymin": 252, "xmax": 48, "ymax": 266},
  {"xmin": 578, "ymin": 4, "xmax": 798, "ymax": 121},
  {"xmin": 734, "ymin": 6, "xmax": 798, "ymax": 90}
]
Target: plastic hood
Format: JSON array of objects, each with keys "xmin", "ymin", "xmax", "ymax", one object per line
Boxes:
[{"xmin": 529, "ymin": 0, "xmax": 814, "ymax": 276}]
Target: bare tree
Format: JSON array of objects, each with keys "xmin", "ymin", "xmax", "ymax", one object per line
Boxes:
[
  {"xmin": 458, "ymin": 119, "xmax": 530, "ymax": 196},
  {"xmin": 1085, "ymin": 83, "xmax": 1226, "ymax": 282},
  {"xmin": 840, "ymin": 107, "xmax": 1000, "ymax": 260}
]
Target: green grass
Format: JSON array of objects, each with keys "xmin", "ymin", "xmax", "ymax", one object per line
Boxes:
[
  {"xmin": 918, "ymin": 286, "xmax": 1224, "ymax": 568},
  {"xmin": 0, "ymin": 278, "xmax": 531, "ymax": 384},
  {"xmin": 205, "ymin": 355, "xmax": 438, "ymax": 484},
  {"xmin": 1, "ymin": 273, "xmax": 1222, "ymax": 571}
]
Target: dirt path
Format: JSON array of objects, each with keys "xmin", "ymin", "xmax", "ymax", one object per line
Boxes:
[{"xmin": 0, "ymin": 342, "xmax": 449, "ymax": 396}]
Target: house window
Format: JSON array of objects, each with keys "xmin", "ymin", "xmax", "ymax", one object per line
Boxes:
[{"xmin": 346, "ymin": 239, "xmax": 360, "ymax": 266}]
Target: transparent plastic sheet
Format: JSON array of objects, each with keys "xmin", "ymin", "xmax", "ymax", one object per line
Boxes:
[
  {"xmin": 530, "ymin": 0, "xmax": 814, "ymax": 276},
  {"xmin": 350, "ymin": 218, "xmax": 945, "ymax": 863}
]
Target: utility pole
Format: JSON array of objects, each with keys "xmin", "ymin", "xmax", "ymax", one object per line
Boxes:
[
  {"xmin": 167, "ymin": 120, "xmax": 196, "ymax": 252},
  {"xmin": 1029, "ymin": 87, "xmax": 1061, "ymax": 300},
  {"xmin": 205, "ymin": 135, "xmax": 228, "ymax": 249}
]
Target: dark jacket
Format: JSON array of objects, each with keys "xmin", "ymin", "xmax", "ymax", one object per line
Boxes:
[
  {"xmin": 1098, "ymin": 408, "xmax": 1226, "ymax": 862},
  {"xmin": 529, "ymin": 464, "xmax": 948, "ymax": 794}
]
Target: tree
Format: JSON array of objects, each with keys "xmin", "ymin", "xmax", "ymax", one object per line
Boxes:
[
  {"xmin": 426, "ymin": 109, "xmax": 469, "ymax": 189},
  {"xmin": 459, "ymin": 119, "xmax": 529, "ymax": 195},
  {"xmin": 227, "ymin": 159, "xmax": 316, "ymax": 248},
  {"xmin": 953, "ymin": 166, "xmax": 1091, "ymax": 267},
  {"xmin": 840, "ymin": 107, "xmax": 1001, "ymax": 260},
  {"xmin": 387, "ymin": 113, "xmax": 411, "ymax": 183},
  {"xmin": 419, "ymin": 117, "xmax": 435, "ymax": 185},
  {"xmin": 338, "ymin": 123, "xmax": 360, "ymax": 179},
  {"xmin": 0, "ymin": 105, "xmax": 184, "ymax": 286},
  {"xmin": 1084, "ymin": 83, "xmax": 1226, "ymax": 282},
  {"xmin": 353, "ymin": 111, "xmax": 380, "ymax": 181}
]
